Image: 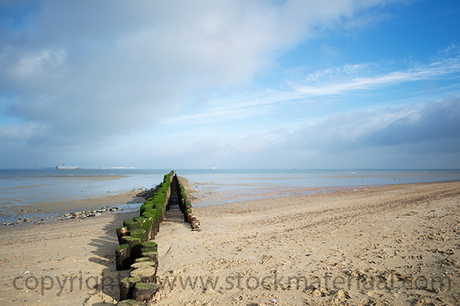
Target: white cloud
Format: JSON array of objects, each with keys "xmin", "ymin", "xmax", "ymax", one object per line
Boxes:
[
  {"xmin": 285, "ymin": 97, "xmax": 460, "ymax": 155},
  {"xmin": 157, "ymin": 48, "xmax": 460, "ymax": 130},
  {"xmin": 10, "ymin": 49, "xmax": 65, "ymax": 78},
  {"xmin": 289, "ymin": 52, "xmax": 460, "ymax": 97},
  {"xmin": 0, "ymin": 1, "xmax": 394, "ymax": 147}
]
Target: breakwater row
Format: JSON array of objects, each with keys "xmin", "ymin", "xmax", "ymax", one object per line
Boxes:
[{"xmin": 115, "ymin": 171, "xmax": 199, "ymax": 305}]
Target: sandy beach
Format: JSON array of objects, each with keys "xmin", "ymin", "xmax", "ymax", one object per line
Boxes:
[{"xmin": 1, "ymin": 180, "xmax": 459, "ymax": 305}]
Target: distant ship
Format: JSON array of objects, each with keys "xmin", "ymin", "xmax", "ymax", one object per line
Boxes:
[{"xmin": 56, "ymin": 165, "xmax": 80, "ymax": 170}]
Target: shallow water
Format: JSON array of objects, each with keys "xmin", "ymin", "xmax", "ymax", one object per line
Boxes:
[
  {"xmin": 0, "ymin": 169, "xmax": 166, "ymax": 222},
  {"xmin": 182, "ymin": 169, "xmax": 460, "ymax": 206},
  {"xmin": 1, "ymin": 168, "xmax": 459, "ymax": 222}
]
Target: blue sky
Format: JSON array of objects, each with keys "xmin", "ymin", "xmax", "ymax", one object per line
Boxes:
[{"xmin": 1, "ymin": 0, "xmax": 460, "ymax": 169}]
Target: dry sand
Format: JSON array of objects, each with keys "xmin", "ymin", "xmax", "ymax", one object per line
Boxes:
[{"xmin": 0, "ymin": 181, "xmax": 459, "ymax": 305}]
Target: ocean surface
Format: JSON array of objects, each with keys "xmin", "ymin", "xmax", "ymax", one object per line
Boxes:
[{"xmin": 1, "ymin": 168, "xmax": 460, "ymax": 223}]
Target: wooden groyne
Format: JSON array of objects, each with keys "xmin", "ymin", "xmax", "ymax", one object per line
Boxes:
[
  {"xmin": 115, "ymin": 171, "xmax": 199, "ymax": 305},
  {"xmin": 176, "ymin": 175, "xmax": 201, "ymax": 231}
]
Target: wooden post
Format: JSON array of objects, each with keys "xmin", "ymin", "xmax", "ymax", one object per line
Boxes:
[
  {"xmin": 130, "ymin": 228, "xmax": 148, "ymax": 243},
  {"xmin": 120, "ymin": 276, "xmax": 141, "ymax": 301},
  {"xmin": 130, "ymin": 266, "xmax": 157, "ymax": 283},
  {"xmin": 141, "ymin": 241, "xmax": 158, "ymax": 252},
  {"xmin": 130, "ymin": 261, "xmax": 157, "ymax": 270},
  {"xmin": 117, "ymin": 227, "xmax": 128, "ymax": 245},
  {"xmin": 122, "ymin": 236, "xmax": 142, "ymax": 263},
  {"xmin": 141, "ymin": 250, "xmax": 158, "ymax": 264},
  {"xmin": 115, "ymin": 244, "xmax": 130, "ymax": 271},
  {"xmin": 134, "ymin": 257, "xmax": 152, "ymax": 264},
  {"xmin": 133, "ymin": 282, "xmax": 160, "ymax": 304}
]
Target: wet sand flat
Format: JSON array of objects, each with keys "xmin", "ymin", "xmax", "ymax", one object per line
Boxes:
[{"xmin": 1, "ymin": 189, "xmax": 141, "ymax": 225}]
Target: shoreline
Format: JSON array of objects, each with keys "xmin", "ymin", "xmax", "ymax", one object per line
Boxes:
[
  {"xmin": 0, "ymin": 180, "xmax": 459, "ymax": 305},
  {"xmin": 190, "ymin": 178, "xmax": 460, "ymax": 207},
  {"xmin": 2, "ymin": 178, "xmax": 460, "ymax": 225},
  {"xmin": 0, "ymin": 188, "xmax": 144, "ymax": 225},
  {"xmin": 1, "ymin": 168, "xmax": 459, "ymax": 223}
]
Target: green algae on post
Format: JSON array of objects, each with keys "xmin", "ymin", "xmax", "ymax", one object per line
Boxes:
[
  {"xmin": 141, "ymin": 241, "xmax": 158, "ymax": 251},
  {"xmin": 130, "ymin": 266, "xmax": 157, "ymax": 283},
  {"xmin": 121, "ymin": 236, "xmax": 142, "ymax": 262},
  {"xmin": 133, "ymin": 257, "xmax": 152, "ymax": 263},
  {"xmin": 133, "ymin": 282, "xmax": 160, "ymax": 304},
  {"xmin": 115, "ymin": 244, "xmax": 130, "ymax": 271},
  {"xmin": 130, "ymin": 261, "xmax": 157, "ymax": 269},
  {"xmin": 120, "ymin": 276, "xmax": 141, "ymax": 301},
  {"xmin": 141, "ymin": 250, "xmax": 158, "ymax": 263}
]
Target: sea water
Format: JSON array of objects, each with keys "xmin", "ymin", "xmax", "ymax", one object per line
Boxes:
[
  {"xmin": 0, "ymin": 169, "xmax": 167, "ymax": 222},
  {"xmin": 178, "ymin": 169, "xmax": 460, "ymax": 207},
  {"xmin": 1, "ymin": 168, "xmax": 459, "ymax": 222}
]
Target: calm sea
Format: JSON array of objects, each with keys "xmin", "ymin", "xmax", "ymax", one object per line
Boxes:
[{"xmin": 1, "ymin": 168, "xmax": 459, "ymax": 222}]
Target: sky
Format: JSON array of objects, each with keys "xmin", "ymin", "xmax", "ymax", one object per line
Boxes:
[{"xmin": 1, "ymin": 0, "xmax": 460, "ymax": 169}]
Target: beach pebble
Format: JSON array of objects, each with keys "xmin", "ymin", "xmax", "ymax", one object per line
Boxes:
[
  {"xmin": 337, "ymin": 290, "xmax": 350, "ymax": 299},
  {"xmin": 312, "ymin": 287, "xmax": 329, "ymax": 297},
  {"xmin": 56, "ymin": 205, "xmax": 120, "ymax": 221}
]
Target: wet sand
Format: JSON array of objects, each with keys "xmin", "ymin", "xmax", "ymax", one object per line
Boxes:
[
  {"xmin": 0, "ymin": 181, "xmax": 459, "ymax": 305},
  {"xmin": 1, "ymin": 189, "xmax": 142, "ymax": 225}
]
